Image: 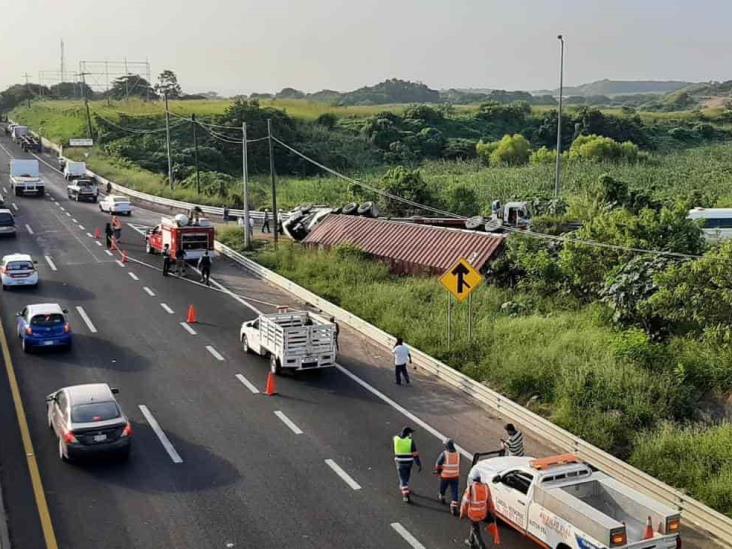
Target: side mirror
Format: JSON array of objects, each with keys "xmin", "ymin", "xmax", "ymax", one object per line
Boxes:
[
  {"xmin": 16, "ymin": 311, "xmax": 22, "ymax": 317},
  {"xmin": 110, "ymin": 388, "xmax": 119, "ymax": 395},
  {"xmin": 45, "ymin": 394, "xmax": 56, "ymax": 403},
  {"xmin": 492, "ymin": 475, "xmax": 502, "ymax": 484},
  {"xmin": 33, "ymin": 260, "xmax": 38, "ymax": 264},
  {"xmin": 62, "ymin": 309, "xmax": 69, "ymax": 314}
]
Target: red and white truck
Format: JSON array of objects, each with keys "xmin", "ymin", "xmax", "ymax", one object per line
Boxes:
[{"xmin": 144, "ymin": 214, "xmax": 214, "ymax": 260}]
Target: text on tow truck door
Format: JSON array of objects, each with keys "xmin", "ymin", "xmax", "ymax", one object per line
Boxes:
[{"xmin": 492, "ymin": 469, "xmax": 534, "ymax": 530}]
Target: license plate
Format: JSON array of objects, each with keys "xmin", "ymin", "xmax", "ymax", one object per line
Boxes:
[
  {"xmin": 41, "ymin": 340, "xmax": 54, "ymax": 346},
  {"xmin": 93, "ymin": 434, "xmax": 107, "ymax": 442}
]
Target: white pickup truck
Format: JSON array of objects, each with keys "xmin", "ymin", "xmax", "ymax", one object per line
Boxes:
[
  {"xmin": 66, "ymin": 178, "xmax": 98, "ymax": 202},
  {"xmin": 63, "ymin": 160, "xmax": 86, "ymax": 180},
  {"xmin": 9, "ymin": 159, "xmax": 44, "ymax": 196},
  {"xmin": 469, "ymin": 454, "xmax": 681, "ymax": 549},
  {"xmin": 240, "ymin": 311, "xmax": 337, "ymax": 374}
]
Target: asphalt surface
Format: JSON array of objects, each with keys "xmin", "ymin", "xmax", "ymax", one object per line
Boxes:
[
  {"xmin": 0, "ymin": 134, "xmax": 717, "ymax": 549},
  {"xmin": 0, "ymin": 137, "xmax": 545, "ymax": 549}
]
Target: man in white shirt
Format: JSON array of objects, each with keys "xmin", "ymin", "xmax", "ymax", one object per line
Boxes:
[{"xmin": 393, "ymin": 337, "xmax": 412, "ymax": 385}]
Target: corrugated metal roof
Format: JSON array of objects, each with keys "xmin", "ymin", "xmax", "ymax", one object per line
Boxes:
[{"xmin": 302, "ymin": 214, "xmax": 505, "ymax": 275}]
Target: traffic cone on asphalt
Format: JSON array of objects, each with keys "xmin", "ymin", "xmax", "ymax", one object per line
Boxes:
[
  {"xmin": 186, "ymin": 305, "xmax": 198, "ymax": 324},
  {"xmin": 487, "ymin": 521, "xmax": 501, "ymax": 545},
  {"xmin": 95, "ymin": 228, "xmax": 101, "ymax": 239},
  {"xmin": 122, "ymin": 250, "xmax": 128, "ymax": 264},
  {"xmin": 265, "ymin": 372, "xmax": 278, "ymax": 396},
  {"xmin": 643, "ymin": 516, "xmax": 654, "ymax": 540}
]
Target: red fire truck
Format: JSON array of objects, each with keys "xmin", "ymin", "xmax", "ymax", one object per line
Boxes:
[{"xmin": 144, "ymin": 214, "xmax": 214, "ymax": 260}]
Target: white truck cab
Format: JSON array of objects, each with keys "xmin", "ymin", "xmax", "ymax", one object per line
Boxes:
[{"xmin": 469, "ymin": 454, "xmax": 681, "ymax": 549}]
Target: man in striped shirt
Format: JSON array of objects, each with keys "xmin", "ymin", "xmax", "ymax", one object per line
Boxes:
[{"xmin": 501, "ymin": 423, "xmax": 524, "ymax": 457}]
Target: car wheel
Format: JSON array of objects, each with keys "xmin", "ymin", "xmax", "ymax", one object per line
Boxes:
[
  {"xmin": 241, "ymin": 335, "xmax": 249, "ymax": 353},
  {"xmin": 99, "ymin": 204, "xmax": 103, "ymax": 211},
  {"xmin": 58, "ymin": 438, "xmax": 68, "ymax": 462},
  {"xmin": 270, "ymin": 354, "xmax": 282, "ymax": 375},
  {"xmin": 21, "ymin": 337, "xmax": 31, "ymax": 353}
]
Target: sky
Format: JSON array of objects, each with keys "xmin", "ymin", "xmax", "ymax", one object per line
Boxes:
[{"xmin": 1, "ymin": 0, "xmax": 730, "ymax": 96}]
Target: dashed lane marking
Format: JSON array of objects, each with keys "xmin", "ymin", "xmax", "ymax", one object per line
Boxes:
[
  {"xmin": 390, "ymin": 523, "xmax": 426, "ymax": 549},
  {"xmin": 179, "ymin": 322, "xmax": 197, "ymax": 335},
  {"xmin": 128, "ymin": 272, "xmax": 139, "ymax": 281},
  {"xmin": 206, "ymin": 345, "xmax": 225, "ymax": 361},
  {"xmin": 325, "ymin": 459, "xmax": 362, "ymax": 490},
  {"xmin": 274, "ymin": 411, "xmax": 303, "ymax": 435},
  {"xmin": 44, "ymin": 256, "xmax": 57, "ymax": 272},
  {"xmin": 25, "ymin": 224, "xmax": 34, "ymax": 235},
  {"xmin": 11, "ymin": 203, "xmax": 18, "ymax": 211},
  {"xmin": 160, "ymin": 303, "xmax": 174, "ymax": 314},
  {"xmin": 75, "ymin": 306, "xmax": 98, "ymax": 333},
  {"xmin": 104, "ymin": 250, "xmax": 113, "ymax": 257},
  {"xmin": 235, "ymin": 373, "xmax": 260, "ymax": 394},
  {"xmin": 138, "ymin": 405, "xmax": 183, "ymax": 464},
  {"xmin": 143, "ymin": 287, "xmax": 155, "ymax": 297}
]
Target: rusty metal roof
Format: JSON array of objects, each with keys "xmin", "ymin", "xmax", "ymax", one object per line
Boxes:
[{"xmin": 302, "ymin": 214, "xmax": 505, "ymax": 275}]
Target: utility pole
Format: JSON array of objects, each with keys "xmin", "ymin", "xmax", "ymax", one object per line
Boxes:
[
  {"xmin": 164, "ymin": 91, "xmax": 173, "ymax": 187},
  {"xmin": 60, "ymin": 39, "xmax": 65, "ymax": 83},
  {"xmin": 80, "ymin": 72, "xmax": 93, "ymax": 139},
  {"xmin": 554, "ymin": 34, "xmax": 565, "ymax": 197},
  {"xmin": 23, "ymin": 73, "xmax": 31, "ymax": 107},
  {"xmin": 267, "ymin": 119, "xmax": 279, "ymax": 249},
  {"xmin": 192, "ymin": 114, "xmax": 200, "ymax": 195},
  {"xmin": 242, "ymin": 122, "xmax": 251, "ymax": 249}
]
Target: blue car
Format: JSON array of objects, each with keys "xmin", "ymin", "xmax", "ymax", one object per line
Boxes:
[{"xmin": 17, "ymin": 303, "xmax": 72, "ymax": 353}]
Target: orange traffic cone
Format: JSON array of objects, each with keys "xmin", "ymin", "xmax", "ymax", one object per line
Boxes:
[
  {"xmin": 95, "ymin": 228, "xmax": 101, "ymax": 239},
  {"xmin": 122, "ymin": 250, "xmax": 128, "ymax": 264},
  {"xmin": 186, "ymin": 305, "xmax": 198, "ymax": 324},
  {"xmin": 643, "ymin": 517, "xmax": 654, "ymax": 540},
  {"xmin": 265, "ymin": 372, "xmax": 278, "ymax": 396},
  {"xmin": 487, "ymin": 521, "xmax": 501, "ymax": 545}
]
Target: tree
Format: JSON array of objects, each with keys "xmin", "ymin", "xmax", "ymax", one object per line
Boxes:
[
  {"xmin": 155, "ymin": 70, "xmax": 182, "ymax": 99},
  {"xmin": 379, "ymin": 166, "xmax": 435, "ymax": 217},
  {"xmin": 569, "ymin": 134, "xmax": 639, "ymax": 163},
  {"xmin": 479, "ymin": 134, "xmax": 531, "ymax": 166},
  {"xmin": 107, "ymin": 75, "xmax": 157, "ymax": 100},
  {"xmin": 444, "ymin": 183, "xmax": 479, "ymax": 217}
]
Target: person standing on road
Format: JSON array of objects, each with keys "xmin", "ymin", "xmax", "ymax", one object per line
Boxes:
[
  {"xmin": 198, "ymin": 250, "xmax": 212, "ymax": 285},
  {"xmin": 162, "ymin": 244, "xmax": 171, "ymax": 277},
  {"xmin": 330, "ymin": 316, "xmax": 339, "ymax": 351},
  {"xmin": 393, "ymin": 337, "xmax": 413, "ymax": 385},
  {"xmin": 460, "ymin": 474, "xmax": 493, "ymax": 549},
  {"xmin": 434, "ymin": 439, "xmax": 460, "ymax": 515},
  {"xmin": 176, "ymin": 247, "xmax": 187, "ymax": 276},
  {"xmin": 104, "ymin": 222, "xmax": 113, "ymax": 250},
  {"xmin": 500, "ymin": 423, "xmax": 524, "ymax": 457},
  {"xmin": 223, "ymin": 205, "xmax": 229, "ymax": 224},
  {"xmin": 262, "ymin": 209, "xmax": 271, "ymax": 232},
  {"xmin": 393, "ymin": 426, "xmax": 421, "ymax": 503},
  {"xmin": 106, "ymin": 181, "xmax": 112, "ymax": 195},
  {"xmin": 111, "ymin": 215, "xmax": 122, "ymax": 245}
]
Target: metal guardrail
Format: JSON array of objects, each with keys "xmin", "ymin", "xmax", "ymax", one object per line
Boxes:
[{"xmin": 214, "ymin": 240, "xmax": 732, "ymax": 546}]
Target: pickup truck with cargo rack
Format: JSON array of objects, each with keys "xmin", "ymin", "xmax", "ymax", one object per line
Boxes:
[{"xmin": 66, "ymin": 178, "xmax": 98, "ymax": 202}]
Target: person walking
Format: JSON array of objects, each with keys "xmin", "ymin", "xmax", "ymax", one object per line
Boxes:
[
  {"xmin": 460, "ymin": 474, "xmax": 493, "ymax": 549},
  {"xmin": 162, "ymin": 244, "xmax": 171, "ymax": 277},
  {"xmin": 434, "ymin": 439, "xmax": 461, "ymax": 515},
  {"xmin": 222, "ymin": 205, "xmax": 229, "ymax": 224},
  {"xmin": 393, "ymin": 427, "xmax": 421, "ymax": 503},
  {"xmin": 176, "ymin": 246, "xmax": 187, "ymax": 276},
  {"xmin": 111, "ymin": 215, "xmax": 122, "ymax": 246},
  {"xmin": 393, "ymin": 337, "xmax": 412, "ymax": 385},
  {"xmin": 262, "ymin": 209, "xmax": 271, "ymax": 233},
  {"xmin": 500, "ymin": 423, "xmax": 524, "ymax": 457},
  {"xmin": 198, "ymin": 250, "xmax": 212, "ymax": 285},
  {"xmin": 104, "ymin": 222, "xmax": 113, "ymax": 250},
  {"xmin": 106, "ymin": 181, "xmax": 112, "ymax": 195},
  {"xmin": 248, "ymin": 215, "xmax": 255, "ymax": 235},
  {"xmin": 329, "ymin": 317, "xmax": 339, "ymax": 351}
]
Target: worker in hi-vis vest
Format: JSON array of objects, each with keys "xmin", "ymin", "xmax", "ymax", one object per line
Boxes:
[
  {"xmin": 434, "ymin": 439, "xmax": 460, "ymax": 515},
  {"xmin": 460, "ymin": 474, "xmax": 493, "ymax": 549},
  {"xmin": 393, "ymin": 426, "xmax": 421, "ymax": 502}
]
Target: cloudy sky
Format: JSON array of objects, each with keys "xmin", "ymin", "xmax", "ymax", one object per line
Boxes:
[{"xmin": 1, "ymin": 0, "xmax": 729, "ymax": 95}]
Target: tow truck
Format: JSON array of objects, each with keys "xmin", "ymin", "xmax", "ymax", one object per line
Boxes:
[
  {"xmin": 469, "ymin": 453, "xmax": 681, "ymax": 549},
  {"xmin": 144, "ymin": 213, "xmax": 214, "ymax": 260}
]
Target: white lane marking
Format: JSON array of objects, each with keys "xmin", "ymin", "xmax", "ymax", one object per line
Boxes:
[
  {"xmin": 274, "ymin": 411, "xmax": 303, "ymax": 435},
  {"xmin": 11, "ymin": 203, "xmax": 18, "ymax": 211},
  {"xmin": 78, "ymin": 224, "xmax": 85, "ymax": 230},
  {"xmin": 143, "ymin": 286, "xmax": 155, "ymax": 297},
  {"xmin": 179, "ymin": 322, "xmax": 197, "ymax": 335},
  {"xmin": 115, "ymin": 260, "xmax": 126, "ymax": 268},
  {"xmin": 325, "ymin": 459, "xmax": 362, "ymax": 490},
  {"xmin": 95, "ymin": 241, "xmax": 102, "ymax": 247},
  {"xmin": 335, "ymin": 364, "xmax": 472, "ymax": 460},
  {"xmin": 138, "ymin": 405, "xmax": 183, "ymax": 464},
  {"xmin": 86, "ymin": 232, "xmax": 94, "ymax": 238},
  {"xmin": 25, "ymin": 224, "xmax": 34, "ymax": 235},
  {"xmin": 75, "ymin": 306, "xmax": 98, "ymax": 333},
  {"xmin": 391, "ymin": 523, "xmax": 426, "ymax": 549},
  {"xmin": 235, "ymin": 373, "xmax": 260, "ymax": 394},
  {"xmin": 160, "ymin": 303, "xmax": 174, "ymax": 314},
  {"xmin": 71, "ymin": 218, "xmax": 78, "ymax": 223},
  {"xmin": 104, "ymin": 250, "xmax": 113, "ymax": 256},
  {"xmin": 206, "ymin": 345, "xmax": 225, "ymax": 361},
  {"xmin": 128, "ymin": 272, "xmax": 139, "ymax": 281},
  {"xmin": 1, "ymin": 187, "xmax": 6, "ymax": 194},
  {"xmin": 44, "ymin": 255, "xmax": 57, "ymax": 272},
  {"xmin": 65, "ymin": 212, "xmax": 71, "ymax": 217},
  {"xmin": 59, "ymin": 206, "xmax": 65, "ymax": 211}
]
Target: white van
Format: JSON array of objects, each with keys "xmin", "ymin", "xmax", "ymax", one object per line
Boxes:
[{"xmin": 687, "ymin": 208, "xmax": 732, "ymax": 241}]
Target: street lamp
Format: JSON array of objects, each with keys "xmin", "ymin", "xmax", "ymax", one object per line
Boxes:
[{"xmin": 554, "ymin": 34, "xmax": 565, "ymax": 197}]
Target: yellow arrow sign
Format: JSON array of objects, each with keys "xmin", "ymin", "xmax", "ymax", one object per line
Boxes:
[{"xmin": 440, "ymin": 258, "xmax": 484, "ymax": 302}]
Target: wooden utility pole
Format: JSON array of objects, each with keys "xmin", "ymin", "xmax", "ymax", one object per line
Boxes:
[
  {"xmin": 267, "ymin": 119, "xmax": 278, "ymax": 249},
  {"xmin": 164, "ymin": 91, "xmax": 173, "ymax": 187}
]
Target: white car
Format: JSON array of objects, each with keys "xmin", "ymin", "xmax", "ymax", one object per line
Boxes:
[
  {"xmin": 1, "ymin": 253, "xmax": 38, "ymax": 289},
  {"xmin": 99, "ymin": 195, "xmax": 132, "ymax": 216}
]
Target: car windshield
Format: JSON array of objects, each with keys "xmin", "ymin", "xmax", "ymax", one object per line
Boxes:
[
  {"xmin": 112, "ymin": 198, "xmax": 129, "ymax": 203},
  {"xmin": 30, "ymin": 313, "xmax": 65, "ymax": 326},
  {"xmin": 0, "ymin": 213, "xmax": 14, "ymax": 223},
  {"xmin": 71, "ymin": 402, "xmax": 121, "ymax": 423},
  {"xmin": 7, "ymin": 261, "xmax": 33, "ymax": 271}
]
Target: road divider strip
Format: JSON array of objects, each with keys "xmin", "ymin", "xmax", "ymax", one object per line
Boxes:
[
  {"xmin": 75, "ymin": 306, "xmax": 98, "ymax": 333},
  {"xmin": 324, "ymin": 459, "xmax": 361, "ymax": 490},
  {"xmin": 235, "ymin": 373, "xmax": 260, "ymax": 394},
  {"xmin": 138, "ymin": 405, "xmax": 183, "ymax": 464},
  {"xmin": 160, "ymin": 303, "xmax": 174, "ymax": 314},
  {"xmin": 206, "ymin": 345, "xmax": 225, "ymax": 361},
  {"xmin": 44, "ymin": 256, "xmax": 57, "ymax": 272},
  {"xmin": 274, "ymin": 411, "xmax": 303, "ymax": 435},
  {"xmin": 179, "ymin": 322, "xmax": 197, "ymax": 336},
  {"xmin": 390, "ymin": 523, "xmax": 426, "ymax": 549}
]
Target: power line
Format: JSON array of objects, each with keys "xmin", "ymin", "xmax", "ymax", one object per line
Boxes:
[{"xmin": 92, "ymin": 111, "xmax": 186, "ymax": 134}]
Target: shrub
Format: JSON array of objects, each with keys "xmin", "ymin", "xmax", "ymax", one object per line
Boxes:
[
  {"xmin": 475, "ymin": 140, "xmax": 499, "ymax": 165},
  {"xmin": 569, "ymin": 134, "xmax": 639, "ymax": 162},
  {"xmin": 530, "ymin": 146, "xmax": 557, "ymax": 164},
  {"xmin": 477, "ymin": 134, "xmax": 531, "ymax": 167},
  {"xmin": 379, "ymin": 166, "xmax": 435, "ymax": 216}
]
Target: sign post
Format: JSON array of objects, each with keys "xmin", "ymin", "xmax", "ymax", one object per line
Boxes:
[
  {"xmin": 440, "ymin": 258, "xmax": 483, "ymax": 346},
  {"xmin": 447, "ymin": 293, "xmax": 452, "ymax": 350}
]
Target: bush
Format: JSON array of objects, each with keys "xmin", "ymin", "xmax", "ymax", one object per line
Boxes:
[
  {"xmin": 379, "ymin": 166, "xmax": 435, "ymax": 216},
  {"xmin": 530, "ymin": 146, "xmax": 557, "ymax": 164},
  {"xmin": 569, "ymin": 134, "xmax": 639, "ymax": 162},
  {"xmin": 477, "ymin": 134, "xmax": 531, "ymax": 166}
]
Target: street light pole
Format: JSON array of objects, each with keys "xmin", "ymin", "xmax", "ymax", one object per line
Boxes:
[
  {"xmin": 242, "ymin": 122, "xmax": 251, "ymax": 250},
  {"xmin": 554, "ymin": 34, "xmax": 565, "ymax": 197},
  {"xmin": 164, "ymin": 91, "xmax": 173, "ymax": 188}
]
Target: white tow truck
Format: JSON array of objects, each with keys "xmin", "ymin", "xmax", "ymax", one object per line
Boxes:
[
  {"xmin": 240, "ymin": 311, "xmax": 337, "ymax": 374},
  {"xmin": 469, "ymin": 454, "xmax": 681, "ymax": 549},
  {"xmin": 9, "ymin": 159, "xmax": 44, "ymax": 196}
]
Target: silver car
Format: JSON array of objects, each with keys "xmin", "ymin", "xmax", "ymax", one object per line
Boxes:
[{"xmin": 46, "ymin": 383, "xmax": 132, "ymax": 462}]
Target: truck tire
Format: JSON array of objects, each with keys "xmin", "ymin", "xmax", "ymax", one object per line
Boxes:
[
  {"xmin": 270, "ymin": 354, "xmax": 282, "ymax": 375},
  {"xmin": 145, "ymin": 241, "xmax": 154, "ymax": 254},
  {"xmin": 37, "ymin": 189, "xmax": 44, "ymax": 197},
  {"xmin": 342, "ymin": 202, "xmax": 358, "ymax": 215},
  {"xmin": 241, "ymin": 335, "xmax": 249, "ymax": 353},
  {"xmin": 14, "ymin": 188, "xmax": 20, "ymax": 197}
]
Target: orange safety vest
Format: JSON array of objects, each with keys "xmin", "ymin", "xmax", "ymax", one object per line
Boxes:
[
  {"xmin": 463, "ymin": 483, "xmax": 491, "ymax": 522},
  {"xmin": 440, "ymin": 451, "xmax": 460, "ymax": 479}
]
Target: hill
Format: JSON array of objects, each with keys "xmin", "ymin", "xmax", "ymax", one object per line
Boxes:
[
  {"xmin": 553, "ymin": 79, "xmax": 694, "ymax": 97},
  {"xmin": 337, "ymin": 78, "xmax": 439, "ymax": 106}
]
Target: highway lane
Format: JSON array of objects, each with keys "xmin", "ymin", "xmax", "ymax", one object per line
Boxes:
[{"xmin": 0, "ymin": 137, "xmax": 542, "ymax": 548}]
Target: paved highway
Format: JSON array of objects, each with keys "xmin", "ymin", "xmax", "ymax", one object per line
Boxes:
[{"xmin": 0, "ymin": 137, "xmax": 544, "ymax": 549}]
